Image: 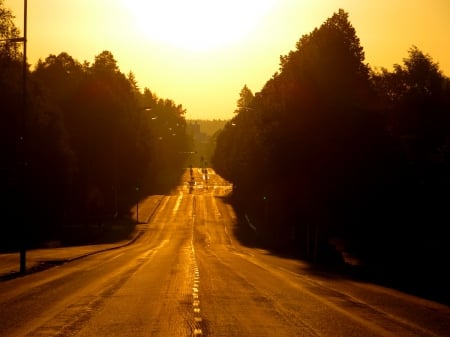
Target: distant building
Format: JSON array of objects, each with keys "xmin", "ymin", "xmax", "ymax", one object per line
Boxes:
[{"xmin": 186, "ymin": 121, "xmax": 208, "ymax": 143}]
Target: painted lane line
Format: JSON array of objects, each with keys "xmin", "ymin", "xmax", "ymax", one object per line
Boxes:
[{"xmin": 191, "ymin": 195, "xmax": 202, "ymax": 335}]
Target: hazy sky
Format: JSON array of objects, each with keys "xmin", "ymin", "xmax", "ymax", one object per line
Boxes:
[{"xmin": 7, "ymin": 0, "xmax": 450, "ymax": 120}]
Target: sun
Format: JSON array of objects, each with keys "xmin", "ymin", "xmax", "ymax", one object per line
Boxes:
[{"xmin": 122, "ymin": 0, "xmax": 276, "ymax": 51}]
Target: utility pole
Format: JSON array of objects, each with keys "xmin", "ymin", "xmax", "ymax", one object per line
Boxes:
[
  {"xmin": 19, "ymin": 0, "xmax": 28, "ymax": 274},
  {"xmin": 135, "ymin": 186, "xmax": 140, "ymax": 224}
]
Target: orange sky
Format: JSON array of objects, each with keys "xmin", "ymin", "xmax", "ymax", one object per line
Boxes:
[{"xmin": 7, "ymin": 0, "xmax": 450, "ymax": 120}]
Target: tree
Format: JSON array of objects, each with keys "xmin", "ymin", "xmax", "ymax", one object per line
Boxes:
[
  {"xmin": 1, "ymin": 2, "xmax": 78, "ymax": 246},
  {"xmin": 91, "ymin": 50, "xmax": 119, "ymax": 75},
  {"xmin": 371, "ymin": 47, "xmax": 450, "ymax": 261},
  {"xmin": 374, "ymin": 47, "xmax": 448, "ymax": 145},
  {"xmin": 213, "ymin": 9, "xmax": 391, "ymax": 261},
  {"xmin": 279, "ymin": 9, "xmax": 371, "ymax": 110},
  {"xmin": 234, "ymin": 85, "xmax": 254, "ymax": 113},
  {"xmin": 0, "ymin": 0, "xmax": 22, "ymax": 160},
  {"xmin": 33, "ymin": 53, "xmax": 84, "ymax": 109},
  {"xmin": 0, "ymin": 0, "xmax": 24, "ymax": 249},
  {"xmin": 0, "ymin": 0, "xmax": 21, "ymax": 59},
  {"xmin": 1, "ymin": 0, "xmax": 190, "ymax": 247}
]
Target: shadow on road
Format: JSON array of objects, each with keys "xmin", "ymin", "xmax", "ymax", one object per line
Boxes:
[{"xmin": 219, "ymin": 193, "xmax": 450, "ymax": 307}]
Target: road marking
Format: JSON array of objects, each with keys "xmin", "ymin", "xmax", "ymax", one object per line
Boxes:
[
  {"xmin": 172, "ymin": 194, "xmax": 183, "ymax": 215},
  {"xmin": 108, "ymin": 252, "xmax": 124, "ymax": 261},
  {"xmin": 191, "ymin": 197, "xmax": 203, "ymax": 336}
]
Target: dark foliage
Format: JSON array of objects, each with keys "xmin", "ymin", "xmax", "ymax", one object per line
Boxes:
[
  {"xmin": 1, "ymin": 3, "xmax": 189, "ymax": 248},
  {"xmin": 212, "ymin": 8, "xmax": 450, "ymax": 295}
]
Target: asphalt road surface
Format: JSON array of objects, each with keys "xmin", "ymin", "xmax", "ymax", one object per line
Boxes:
[{"xmin": 0, "ymin": 169, "xmax": 449, "ymax": 337}]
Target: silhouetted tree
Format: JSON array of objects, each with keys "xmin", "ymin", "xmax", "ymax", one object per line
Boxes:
[
  {"xmin": 370, "ymin": 47, "xmax": 450, "ymax": 271},
  {"xmin": 33, "ymin": 53, "xmax": 84, "ymax": 108},
  {"xmin": 1, "ymin": 2, "xmax": 76, "ymax": 247},
  {"xmin": 1, "ymin": 36, "xmax": 189, "ymax": 248},
  {"xmin": 234, "ymin": 85, "xmax": 254, "ymax": 113},
  {"xmin": 0, "ymin": 0, "xmax": 21, "ymax": 59},
  {"xmin": 0, "ymin": 0, "xmax": 25, "ymax": 249},
  {"xmin": 213, "ymin": 9, "xmax": 394, "ymax": 261}
]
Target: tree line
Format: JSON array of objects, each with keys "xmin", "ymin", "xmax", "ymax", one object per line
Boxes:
[
  {"xmin": 212, "ymin": 9, "xmax": 450, "ymax": 284},
  {"xmin": 1, "ymin": 1, "xmax": 189, "ymax": 249},
  {"xmin": 188, "ymin": 119, "xmax": 227, "ymax": 136}
]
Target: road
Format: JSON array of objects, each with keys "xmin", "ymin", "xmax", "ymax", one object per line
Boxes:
[{"xmin": 0, "ymin": 169, "xmax": 449, "ymax": 337}]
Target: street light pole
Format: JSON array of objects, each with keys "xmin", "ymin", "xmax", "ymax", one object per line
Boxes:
[
  {"xmin": 19, "ymin": 0, "xmax": 28, "ymax": 274},
  {"xmin": 135, "ymin": 186, "xmax": 139, "ymax": 224}
]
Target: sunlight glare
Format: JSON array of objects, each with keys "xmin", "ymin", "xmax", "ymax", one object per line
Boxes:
[{"xmin": 122, "ymin": 0, "xmax": 276, "ymax": 51}]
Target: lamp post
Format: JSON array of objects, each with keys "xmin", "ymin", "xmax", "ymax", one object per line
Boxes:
[
  {"xmin": 133, "ymin": 107, "xmax": 151, "ymax": 225},
  {"xmin": 19, "ymin": 0, "xmax": 28, "ymax": 275},
  {"xmin": 135, "ymin": 186, "xmax": 140, "ymax": 224}
]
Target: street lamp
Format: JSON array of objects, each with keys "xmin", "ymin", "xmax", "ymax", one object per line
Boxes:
[
  {"xmin": 133, "ymin": 107, "xmax": 151, "ymax": 225},
  {"xmin": 0, "ymin": 37, "xmax": 25, "ymax": 43},
  {"xmin": 135, "ymin": 186, "xmax": 140, "ymax": 224},
  {"xmin": 21, "ymin": 0, "xmax": 28, "ymax": 275}
]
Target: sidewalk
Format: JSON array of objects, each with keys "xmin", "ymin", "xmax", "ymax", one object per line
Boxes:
[{"xmin": 0, "ymin": 195, "xmax": 164, "ymax": 280}]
